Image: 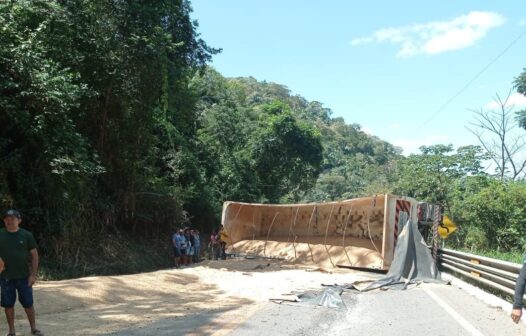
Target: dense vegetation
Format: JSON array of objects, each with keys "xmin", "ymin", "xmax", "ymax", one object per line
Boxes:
[
  {"xmin": 0, "ymin": 0, "xmax": 219, "ymax": 277},
  {"xmin": 1, "ymin": 1, "xmax": 526, "ymax": 277},
  {"xmin": 193, "ymin": 70, "xmax": 400, "ymax": 208}
]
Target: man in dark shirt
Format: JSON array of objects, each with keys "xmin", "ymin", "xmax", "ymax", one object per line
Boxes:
[
  {"xmin": 0, "ymin": 210, "xmax": 43, "ymax": 336},
  {"xmin": 512, "ymin": 259, "xmax": 526, "ymax": 323}
]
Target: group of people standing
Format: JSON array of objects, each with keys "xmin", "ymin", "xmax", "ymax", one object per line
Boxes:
[
  {"xmin": 209, "ymin": 225, "xmax": 228, "ymax": 260},
  {"xmin": 172, "ymin": 225, "xmax": 230, "ymax": 266},
  {"xmin": 172, "ymin": 228, "xmax": 201, "ymax": 268}
]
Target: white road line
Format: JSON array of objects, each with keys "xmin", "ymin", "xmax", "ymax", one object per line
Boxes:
[
  {"xmin": 423, "ymin": 286, "xmax": 485, "ymax": 336},
  {"xmin": 443, "ymin": 272, "xmax": 526, "ymax": 327}
]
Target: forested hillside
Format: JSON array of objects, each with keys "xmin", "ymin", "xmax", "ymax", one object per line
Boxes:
[
  {"xmin": 1, "ymin": 1, "xmax": 526, "ymax": 277},
  {"xmin": 193, "ymin": 69, "xmax": 401, "ymax": 208},
  {"xmin": 0, "ymin": 1, "xmax": 401, "ymax": 277}
]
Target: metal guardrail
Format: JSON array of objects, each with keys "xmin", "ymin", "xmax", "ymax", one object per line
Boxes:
[{"xmin": 438, "ymin": 248, "xmax": 525, "ymax": 300}]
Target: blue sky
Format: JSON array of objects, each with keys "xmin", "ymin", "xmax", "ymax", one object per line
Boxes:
[{"xmin": 190, "ymin": 1, "xmax": 526, "ymax": 154}]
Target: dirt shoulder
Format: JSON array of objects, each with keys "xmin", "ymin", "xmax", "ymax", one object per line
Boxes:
[{"xmin": 8, "ymin": 258, "xmax": 377, "ymax": 335}]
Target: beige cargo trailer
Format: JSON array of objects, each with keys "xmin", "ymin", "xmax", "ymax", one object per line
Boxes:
[{"xmin": 221, "ymin": 194, "xmax": 418, "ymax": 270}]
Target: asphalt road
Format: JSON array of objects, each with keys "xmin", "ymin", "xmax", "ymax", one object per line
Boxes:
[{"xmin": 231, "ymin": 283, "xmax": 526, "ymax": 336}]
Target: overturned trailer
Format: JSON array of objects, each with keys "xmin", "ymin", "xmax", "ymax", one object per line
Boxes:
[{"xmin": 221, "ymin": 194, "xmax": 420, "ymax": 270}]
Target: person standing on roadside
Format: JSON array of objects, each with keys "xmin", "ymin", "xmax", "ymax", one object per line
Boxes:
[
  {"xmin": 218, "ymin": 225, "xmax": 228, "ymax": 260},
  {"xmin": 178, "ymin": 229, "xmax": 188, "ymax": 267},
  {"xmin": 0, "ymin": 210, "xmax": 44, "ymax": 336},
  {"xmin": 172, "ymin": 229, "xmax": 182, "ymax": 268},
  {"xmin": 209, "ymin": 230, "xmax": 219, "ymax": 260},
  {"xmin": 512, "ymin": 258, "xmax": 526, "ymax": 323},
  {"xmin": 185, "ymin": 229, "xmax": 194, "ymax": 265},
  {"xmin": 193, "ymin": 230, "xmax": 201, "ymax": 263}
]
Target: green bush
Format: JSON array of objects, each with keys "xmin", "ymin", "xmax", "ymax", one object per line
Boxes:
[
  {"xmin": 464, "ymin": 226, "xmax": 488, "ymax": 251},
  {"xmin": 455, "ymin": 179, "xmax": 526, "ymax": 251}
]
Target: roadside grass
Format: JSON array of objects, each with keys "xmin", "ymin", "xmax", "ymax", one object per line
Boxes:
[
  {"xmin": 39, "ymin": 232, "xmax": 173, "ymax": 280},
  {"xmin": 453, "ymin": 248, "xmax": 524, "ymax": 264}
]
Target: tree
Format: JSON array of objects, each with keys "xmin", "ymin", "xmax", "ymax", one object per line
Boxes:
[
  {"xmin": 467, "ymin": 91, "xmax": 526, "ymax": 180},
  {"xmin": 514, "ymin": 68, "xmax": 526, "ymax": 130},
  {"xmin": 193, "ymin": 70, "xmax": 326, "ymax": 206},
  {"xmin": 0, "ymin": 0, "xmax": 219, "ymax": 276},
  {"xmin": 193, "ymin": 68, "xmax": 260, "ymax": 208},
  {"xmin": 252, "ymin": 101, "xmax": 323, "ymax": 202},
  {"xmin": 393, "ymin": 145, "xmax": 486, "ymax": 210},
  {"xmin": 459, "ymin": 179, "xmax": 526, "ymax": 250}
]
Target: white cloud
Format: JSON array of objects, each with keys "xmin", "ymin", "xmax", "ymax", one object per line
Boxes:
[
  {"xmin": 393, "ymin": 135, "xmax": 450, "ymax": 155},
  {"xmin": 351, "ymin": 11, "xmax": 505, "ymax": 57},
  {"xmin": 485, "ymin": 92, "xmax": 526, "ymax": 110}
]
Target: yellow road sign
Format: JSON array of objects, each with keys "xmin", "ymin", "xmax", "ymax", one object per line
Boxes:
[{"xmin": 438, "ymin": 215, "xmax": 457, "ymax": 239}]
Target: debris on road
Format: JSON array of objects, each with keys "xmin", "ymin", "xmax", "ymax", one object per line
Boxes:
[
  {"xmin": 316, "ymin": 287, "xmax": 346, "ymax": 309},
  {"xmin": 269, "ymin": 286, "xmax": 348, "ymax": 310},
  {"xmin": 253, "ymin": 263, "xmax": 271, "ymax": 270},
  {"xmin": 269, "ymin": 294, "xmax": 302, "ymax": 303}
]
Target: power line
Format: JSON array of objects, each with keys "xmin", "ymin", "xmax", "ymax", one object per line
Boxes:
[{"xmin": 413, "ymin": 27, "xmax": 526, "ymax": 134}]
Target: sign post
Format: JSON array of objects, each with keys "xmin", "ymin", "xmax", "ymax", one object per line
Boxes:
[
  {"xmin": 432, "ymin": 206, "xmax": 441, "ymax": 262},
  {"xmin": 438, "ymin": 215, "xmax": 457, "ymax": 239}
]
